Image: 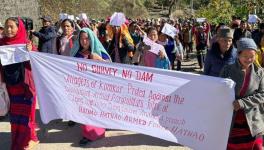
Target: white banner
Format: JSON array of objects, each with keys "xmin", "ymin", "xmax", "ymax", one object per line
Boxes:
[
  {"xmin": 248, "ymin": 14, "xmax": 258, "ymax": 23},
  {"xmin": 161, "ymin": 23, "xmax": 179, "ymax": 38},
  {"xmin": 27, "ymin": 51, "xmax": 235, "ymax": 150},
  {"xmin": 196, "ymin": 18, "xmax": 206, "ymax": 23},
  {"xmin": 0, "ymin": 44, "xmax": 29, "ymax": 66},
  {"xmin": 143, "ymin": 36, "xmax": 165, "ymax": 55}
]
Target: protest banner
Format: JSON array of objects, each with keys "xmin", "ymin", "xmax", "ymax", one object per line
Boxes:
[
  {"xmin": 27, "ymin": 51, "xmax": 235, "ymax": 150},
  {"xmin": 0, "ymin": 44, "xmax": 29, "ymax": 66}
]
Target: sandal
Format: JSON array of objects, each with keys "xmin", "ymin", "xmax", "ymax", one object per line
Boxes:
[{"xmin": 24, "ymin": 140, "xmax": 39, "ymax": 150}]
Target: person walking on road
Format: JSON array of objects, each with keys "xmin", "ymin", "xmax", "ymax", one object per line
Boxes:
[
  {"xmin": 220, "ymin": 38, "xmax": 264, "ymax": 150},
  {"xmin": 71, "ymin": 28, "xmax": 111, "ymax": 146},
  {"xmin": 0, "ymin": 17, "xmax": 39, "ymax": 150},
  {"xmin": 204, "ymin": 28, "xmax": 237, "ymax": 77}
]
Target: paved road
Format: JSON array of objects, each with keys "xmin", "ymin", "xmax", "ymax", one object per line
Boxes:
[{"xmin": 0, "ymin": 55, "xmax": 201, "ymax": 150}]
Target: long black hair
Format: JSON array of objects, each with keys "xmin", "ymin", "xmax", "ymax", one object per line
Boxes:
[
  {"xmin": 5, "ymin": 17, "xmax": 19, "ymax": 27},
  {"xmin": 61, "ymin": 19, "xmax": 74, "ymax": 28},
  {"xmin": 257, "ymin": 33, "xmax": 264, "ymax": 49},
  {"xmin": 147, "ymin": 26, "xmax": 157, "ymax": 35},
  {"xmin": 78, "ymin": 30, "xmax": 91, "ymax": 52}
]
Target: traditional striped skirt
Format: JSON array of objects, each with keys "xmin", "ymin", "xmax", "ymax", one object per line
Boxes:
[
  {"xmin": 7, "ymin": 83, "xmax": 38, "ymax": 150},
  {"xmin": 227, "ymin": 110, "xmax": 263, "ymax": 150}
]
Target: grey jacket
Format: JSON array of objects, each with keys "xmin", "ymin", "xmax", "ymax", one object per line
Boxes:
[{"xmin": 220, "ymin": 60, "xmax": 264, "ymax": 137}]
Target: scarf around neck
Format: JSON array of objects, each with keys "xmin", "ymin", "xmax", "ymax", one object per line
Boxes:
[{"xmin": 70, "ymin": 28, "xmax": 111, "ymax": 61}]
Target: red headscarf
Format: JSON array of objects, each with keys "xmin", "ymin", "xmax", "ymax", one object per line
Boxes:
[{"xmin": 1, "ymin": 17, "xmax": 28, "ymax": 45}]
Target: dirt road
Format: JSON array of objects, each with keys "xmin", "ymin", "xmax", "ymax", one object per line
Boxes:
[{"xmin": 0, "ymin": 55, "xmax": 202, "ymax": 150}]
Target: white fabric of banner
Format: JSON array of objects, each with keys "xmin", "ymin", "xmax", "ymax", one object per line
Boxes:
[
  {"xmin": 0, "ymin": 44, "xmax": 29, "ymax": 66},
  {"xmin": 27, "ymin": 51, "xmax": 235, "ymax": 150}
]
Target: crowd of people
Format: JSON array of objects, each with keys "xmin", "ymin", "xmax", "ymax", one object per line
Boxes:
[{"xmin": 0, "ymin": 12, "xmax": 264, "ymax": 150}]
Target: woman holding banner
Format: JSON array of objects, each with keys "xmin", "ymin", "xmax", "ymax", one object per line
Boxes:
[
  {"xmin": 71, "ymin": 27, "xmax": 111, "ymax": 146},
  {"xmin": 132, "ymin": 27, "xmax": 170, "ymax": 69},
  {"xmin": 0, "ymin": 17, "xmax": 39, "ymax": 150},
  {"xmin": 56, "ymin": 18, "xmax": 80, "ymax": 127},
  {"xmin": 220, "ymin": 38, "xmax": 264, "ymax": 150}
]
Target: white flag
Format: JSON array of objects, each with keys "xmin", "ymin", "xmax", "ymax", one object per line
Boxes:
[{"xmin": 161, "ymin": 23, "xmax": 179, "ymax": 38}]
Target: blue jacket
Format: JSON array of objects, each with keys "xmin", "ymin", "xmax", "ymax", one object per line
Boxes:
[
  {"xmin": 155, "ymin": 57, "xmax": 170, "ymax": 69},
  {"xmin": 33, "ymin": 25, "xmax": 57, "ymax": 54},
  {"xmin": 164, "ymin": 38, "xmax": 176, "ymax": 63},
  {"xmin": 204, "ymin": 43, "xmax": 237, "ymax": 77}
]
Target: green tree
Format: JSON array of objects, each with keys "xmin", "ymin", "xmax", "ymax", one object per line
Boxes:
[
  {"xmin": 110, "ymin": 0, "xmax": 148, "ymax": 18},
  {"xmin": 143, "ymin": 0, "xmax": 155, "ymax": 9},
  {"xmin": 230, "ymin": 0, "xmax": 264, "ymax": 19},
  {"xmin": 196, "ymin": 0, "xmax": 234, "ymax": 24},
  {"xmin": 192, "ymin": 0, "xmax": 210, "ymax": 9},
  {"xmin": 39, "ymin": 0, "xmax": 149, "ymax": 20}
]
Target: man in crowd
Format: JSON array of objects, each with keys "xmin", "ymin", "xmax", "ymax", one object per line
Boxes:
[
  {"xmin": 204, "ymin": 28, "xmax": 237, "ymax": 77},
  {"xmin": 31, "ymin": 16, "xmax": 57, "ymax": 54},
  {"xmin": 233, "ymin": 20, "xmax": 252, "ymax": 47},
  {"xmin": 252, "ymin": 23, "xmax": 264, "ymax": 46}
]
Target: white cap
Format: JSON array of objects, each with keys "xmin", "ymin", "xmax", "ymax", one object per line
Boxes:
[
  {"xmin": 59, "ymin": 13, "xmax": 68, "ymax": 21},
  {"xmin": 109, "ymin": 12, "xmax": 126, "ymax": 27},
  {"xmin": 67, "ymin": 15, "xmax": 74, "ymax": 21},
  {"xmin": 79, "ymin": 13, "xmax": 88, "ymax": 21}
]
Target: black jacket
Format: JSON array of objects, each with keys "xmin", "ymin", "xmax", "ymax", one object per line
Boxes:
[
  {"xmin": 33, "ymin": 26, "xmax": 57, "ymax": 54},
  {"xmin": 204, "ymin": 43, "xmax": 237, "ymax": 77}
]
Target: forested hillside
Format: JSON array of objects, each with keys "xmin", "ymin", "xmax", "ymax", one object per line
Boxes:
[{"xmin": 39, "ymin": 0, "xmax": 264, "ymax": 22}]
